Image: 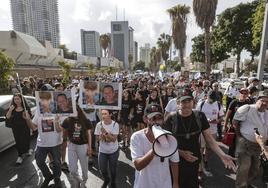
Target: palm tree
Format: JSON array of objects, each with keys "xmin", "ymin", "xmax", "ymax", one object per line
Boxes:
[
  {"xmin": 150, "ymin": 47, "xmax": 162, "ymax": 73},
  {"xmin": 193, "ymin": 0, "xmax": 218, "ymax": 76},
  {"xmin": 167, "ymin": 4, "xmax": 190, "ymax": 67},
  {"xmin": 99, "ymin": 34, "xmax": 111, "ymax": 57},
  {"xmin": 157, "ymin": 33, "xmax": 171, "ymax": 65},
  {"xmin": 128, "ymin": 54, "xmax": 133, "ymax": 69}
]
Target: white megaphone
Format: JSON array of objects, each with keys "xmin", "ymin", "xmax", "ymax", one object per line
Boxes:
[{"xmin": 152, "ymin": 125, "xmax": 178, "ymax": 159}]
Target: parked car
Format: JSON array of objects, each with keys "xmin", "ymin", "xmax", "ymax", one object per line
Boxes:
[
  {"xmin": 0, "ymin": 95, "xmax": 36, "ymax": 152},
  {"xmin": 219, "ymin": 79, "xmax": 244, "ymax": 90}
]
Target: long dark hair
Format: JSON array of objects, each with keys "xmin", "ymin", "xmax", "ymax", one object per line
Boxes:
[
  {"xmin": 123, "ymin": 89, "xmax": 132, "ymax": 102},
  {"xmin": 11, "ymin": 93, "xmax": 30, "ymax": 111}
]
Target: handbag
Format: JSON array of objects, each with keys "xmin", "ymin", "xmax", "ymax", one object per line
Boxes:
[
  {"xmin": 222, "ymin": 127, "xmax": 236, "ymax": 146},
  {"xmin": 5, "ymin": 117, "xmax": 13, "ymax": 128}
]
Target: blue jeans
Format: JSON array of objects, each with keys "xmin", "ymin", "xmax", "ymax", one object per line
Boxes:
[
  {"xmin": 35, "ymin": 145, "xmax": 62, "ymax": 179},
  {"xmin": 98, "ymin": 149, "xmax": 119, "ymax": 187}
]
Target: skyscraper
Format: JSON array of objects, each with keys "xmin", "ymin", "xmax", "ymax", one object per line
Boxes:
[
  {"xmin": 111, "ymin": 21, "xmax": 134, "ymax": 69},
  {"xmin": 80, "ymin": 30, "xmax": 101, "ymax": 57},
  {"xmin": 140, "ymin": 43, "xmax": 151, "ymax": 68},
  {"xmin": 10, "ymin": 0, "xmax": 60, "ymax": 48}
]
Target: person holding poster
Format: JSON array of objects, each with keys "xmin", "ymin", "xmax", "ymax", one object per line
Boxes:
[{"xmin": 95, "ymin": 109, "xmax": 120, "ymax": 188}]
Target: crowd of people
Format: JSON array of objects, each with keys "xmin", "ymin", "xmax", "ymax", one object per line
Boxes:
[{"xmin": 5, "ymin": 72, "xmax": 268, "ymax": 188}]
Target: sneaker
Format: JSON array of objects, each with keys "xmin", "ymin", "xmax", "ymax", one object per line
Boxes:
[
  {"xmin": 40, "ymin": 175, "xmax": 53, "ymax": 188},
  {"xmin": 80, "ymin": 180, "xmax": 87, "ymax": 188},
  {"xmin": 27, "ymin": 149, "xmax": 34, "ymax": 156},
  {"xmin": 61, "ymin": 162, "xmax": 69, "ymax": 172},
  {"xmin": 101, "ymin": 178, "xmax": 110, "ymax": 188},
  {"xmin": 54, "ymin": 177, "xmax": 62, "ymax": 188},
  {"xmin": 16, "ymin": 157, "xmax": 23, "ymax": 165}
]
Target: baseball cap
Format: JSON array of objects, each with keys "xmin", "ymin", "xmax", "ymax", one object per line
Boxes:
[
  {"xmin": 178, "ymin": 90, "xmax": 193, "ymax": 102},
  {"xmin": 249, "ymin": 77, "xmax": 259, "ymax": 83},
  {"xmin": 257, "ymin": 90, "xmax": 268, "ymax": 100},
  {"xmin": 145, "ymin": 104, "xmax": 163, "ymax": 119},
  {"xmin": 40, "ymin": 84, "xmax": 54, "ymax": 91},
  {"xmin": 248, "ymin": 86, "xmax": 258, "ymax": 94},
  {"xmin": 239, "ymin": 88, "xmax": 248, "ymax": 94}
]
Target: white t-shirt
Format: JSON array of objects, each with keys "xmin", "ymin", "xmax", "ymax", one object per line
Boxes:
[
  {"xmin": 130, "ymin": 129, "xmax": 179, "ymax": 188},
  {"xmin": 196, "ymin": 101, "xmax": 224, "ymax": 134},
  {"xmin": 165, "ymin": 98, "xmax": 177, "ymax": 113},
  {"xmin": 32, "ymin": 113, "xmax": 63, "ymax": 147},
  {"xmin": 234, "ymin": 104, "xmax": 268, "ymax": 142},
  {"xmin": 94, "ymin": 120, "xmax": 119, "ymax": 154},
  {"xmin": 224, "ymin": 85, "xmax": 239, "ymax": 98}
]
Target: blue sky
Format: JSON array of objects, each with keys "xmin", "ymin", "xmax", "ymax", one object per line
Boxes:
[{"xmin": 0, "ymin": 0, "xmax": 254, "ymax": 58}]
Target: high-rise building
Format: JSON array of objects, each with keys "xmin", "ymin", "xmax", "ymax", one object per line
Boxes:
[
  {"xmin": 134, "ymin": 41, "xmax": 138, "ymax": 64},
  {"xmin": 111, "ymin": 21, "xmax": 135, "ymax": 69},
  {"xmin": 140, "ymin": 43, "xmax": 151, "ymax": 68},
  {"xmin": 80, "ymin": 30, "xmax": 101, "ymax": 57},
  {"xmin": 10, "ymin": 0, "xmax": 60, "ymax": 48}
]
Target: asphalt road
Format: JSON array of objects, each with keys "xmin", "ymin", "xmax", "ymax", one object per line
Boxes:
[{"xmin": 0, "ymin": 139, "xmax": 267, "ymax": 188}]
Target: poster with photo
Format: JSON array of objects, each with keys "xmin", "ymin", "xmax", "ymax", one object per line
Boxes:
[
  {"xmin": 41, "ymin": 118, "xmax": 55, "ymax": 132},
  {"xmin": 79, "ymin": 81, "xmax": 122, "ymax": 110},
  {"xmin": 35, "ymin": 88, "xmax": 77, "ymax": 117}
]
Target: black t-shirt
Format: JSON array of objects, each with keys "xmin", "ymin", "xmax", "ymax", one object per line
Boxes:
[
  {"xmin": 121, "ymin": 98, "xmax": 134, "ymax": 118},
  {"xmin": 62, "ymin": 117, "xmax": 92, "ymax": 145},
  {"xmin": 133, "ymin": 99, "xmax": 145, "ymax": 116},
  {"xmin": 228, "ymin": 99, "xmax": 250, "ymax": 123},
  {"xmin": 164, "ymin": 111, "xmax": 210, "ymax": 163}
]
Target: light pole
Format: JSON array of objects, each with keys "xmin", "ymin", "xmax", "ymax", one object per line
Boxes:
[{"xmin": 257, "ymin": 0, "xmax": 268, "ymax": 83}]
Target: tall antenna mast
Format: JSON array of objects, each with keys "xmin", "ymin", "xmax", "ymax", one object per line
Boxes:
[
  {"xmin": 116, "ymin": 5, "xmax": 118, "ymax": 21},
  {"xmin": 123, "ymin": 8, "xmax": 125, "ymax": 21}
]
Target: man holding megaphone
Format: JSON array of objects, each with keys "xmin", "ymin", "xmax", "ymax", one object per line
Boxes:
[
  {"xmin": 130, "ymin": 104, "xmax": 179, "ymax": 188},
  {"xmin": 164, "ymin": 93, "xmax": 237, "ymax": 188}
]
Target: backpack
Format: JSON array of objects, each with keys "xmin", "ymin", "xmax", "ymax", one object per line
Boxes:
[
  {"xmin": 200, "ymin": 100, "xmax": 221, "ymax": 112},
  {"xmin": 171, "ymin": 110, "xmax": 203, "ymax": 138}
]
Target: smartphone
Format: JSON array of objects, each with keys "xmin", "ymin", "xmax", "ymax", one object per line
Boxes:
[{"xmin": 254, "ymin": 128, "xmax": 260, "ymax": 135}]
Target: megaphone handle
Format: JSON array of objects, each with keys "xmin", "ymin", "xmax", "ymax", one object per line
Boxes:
[{"xmin": 160, "ymin": 157, "xmax": 165, "ymax": 162}]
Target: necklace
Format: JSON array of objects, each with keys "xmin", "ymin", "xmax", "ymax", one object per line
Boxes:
[{"xmin": 180, "ymin": 115, "xmax": 192, "ymax": 139}]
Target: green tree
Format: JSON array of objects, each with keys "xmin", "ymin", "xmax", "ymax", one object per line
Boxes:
[
  {"xmin": 133, "ymin": 61, "xmax": 145, "ymax": 71},
  {"xmin": 167, "ymin": 4, "xmax": 190, "ymax": 67},
  {"xmin": 99, "ymin": 34, "xmax": 111, "ymax": 57},
  {"xmin": 88, "ymin": 63, "xmax": 96, "ymax": 78},
  {"xmin": 190, "ymin": 33, "xmax": 229, "ymax": 65},
  {"xmin": 157, "ymin": 33, "xmax": 171, "ymax": 64},
  {"xmin": 244, "ymin": 59, "xmax": 258, "ymax": 74},
  {"xmin": 168, "ymin": 60, "xmax": 181, "ymax": 71},
  {"xmin": 0, "ymin": 52, "xmax": 15, "ymax": 94},
  {"xmin": 128, "ymin": 54, "xmax": 133, "ymax": 68},
  {"xmin": 193, "ymin": 0, "xmax": 218, "ymax": 76},
  {"xmin": 58, "ymin": 61, "xmax": 71, "ymax": 85},
  {"xmin": 252, "ymin": 0, "xmax": 265, "ymax": 51},
  {"xmin": 213, "ymin": 1, "xmax": 258, "ymax": 75},
  {"xmin": 150, "ymin": 47, "xmax": 162, "ymax": 73},
  {"xmin": 59, "ymin": 44, "xmax": 77, "ymax": 60}
]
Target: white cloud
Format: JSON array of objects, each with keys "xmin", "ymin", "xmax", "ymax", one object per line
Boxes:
[
  {"xmin": 0, "ymin": 0, "xmax": 257, "ymax": 56},
  {"xmin": 72, "ymin": 0, "xmax": 93, "ymax": 22},
  {"xmin": 98, "ymin": 11, "xmax": 112, "ymax": 21}
]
